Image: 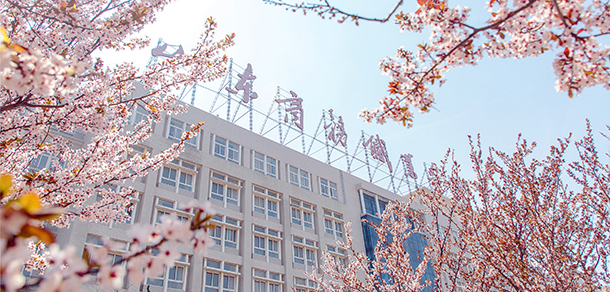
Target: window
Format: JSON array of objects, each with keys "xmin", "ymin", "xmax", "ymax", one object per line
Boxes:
[
  {"xmin": 146, "ymin": 253, "xmax": 190, "ymax": 290},
  {"xmin": 306, "ymin": 249, "xmax": 316, "ymax": 267},
  {"xmin": 94, "ymin": 186, "xmax": 139, "ymax": 227},
  {"xmin": 50, "ymin": 125, "xmax": 77, "ymax": 138},
  {"xmin": 153, "ymin": 198, "xmax": 192, "ymax": 227},
  {"xmin": 253, "ymin": 225, "xmax": 282, "ymax": 260},
  {"xmin": 254, "ymin": 235, "xmax": 266, "ymax": 256},
  {"xmin": 130, "ymin": 104, "xmax": 148, "ymax": 125},
  {"xmin": 254, "ymin": 152, "xmax": 277, "ymax": 178},
  {"xmin": 290, "ymin": 199, "xmax": 314, "ymax": 230},
  {"xmin": 122, "ymin": 192, "xmax": 140, "ymax": 225},
  {"xmin": 126, "ymin": 145, "xmax": 149, "ymax": 183},
  {"xmin": 253, "ymin": 269, "xmax": 283, "ymax": 292},
  {"xmin": 225, "ymin": 228, "xmax": 237, "ymax": 249},
  {"xmin": 323, "ymin": 210, "xmax": 344, "ymax": 239},
  {"xmin": 147, "ymin": 270, "xmax": 164, "ymax": 287},
  {"xmin": 360, "ymin": 192, "xmax": 390, "ymax": 218},
  {"xmin": 253, "ymin": 186, "xmax": 281, "ymax": 220},
  {"xmin": 85, "ymin": 234, "xmax": 104, "ymax": 246},
  {"xmin": 292, "ymin": 236, "xmax": 317, "ymax": 268},
  {"xmin": 209, "ymin": 171, "xmax": 242, "ymax": 208},
  {"xmin": 160, "ymin": 159, "xmax": 198, "ymax": 193},
  {"xmin": 319, "ymin": 178, "xmax": 338, "ymax": 200},
  {"xmin": 167, "ymin": 263, "xmax": 186, "ymax": 289},
  {"xmin": 289, "ymin": 166, "xmax": 310, "ymax": 190},
  {"xmin": 362, "ymin": 193, "xmax": 378, "ymax": 216},
  {"xmin": 210, "ymin": 215, "xmax": 241, "ymax": 252},
  {"xmin": 168, "ymin": 118, "xmax": 198, "ymax": 148},
  {"xmin": 29, "ymin": 153, "xmax": 63, "ymax": 172},
  {"xmin": 294, "ymin": 277, "xmax": 317, "ymax": 292},
  {"xmin": 204, "ymin": 260, "xmax": 239, "ymax": 292},
  {"xmin": 293, "ymin": 246, "xmax": 304, "ymax": 265},
  {"xmin": 326, "ymin": 245, "xmax": 348, "ymax": 268},
  {"xmin": 379, "ymin": 199, "xmax": 388, "ymax": 216},
  {"xmin": 29, "ymin": 153, "xmax": 51, "ymax": 171},
  {"xmin": 214, "ymin": 136, "xmax": 240, "ymax": 164}
]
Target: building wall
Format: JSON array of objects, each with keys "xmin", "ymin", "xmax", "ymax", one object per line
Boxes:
[{"xmin": 54, "ymin": 97, "xmax": 430, "ymax": 292}]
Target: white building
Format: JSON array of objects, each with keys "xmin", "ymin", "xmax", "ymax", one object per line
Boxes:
[{"xmin": 49, "ymin": 94, "xmax": 432, "ymax": 292}]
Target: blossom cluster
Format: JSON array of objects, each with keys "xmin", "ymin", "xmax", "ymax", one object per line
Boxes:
[
  {"xmin": 265, "ymin": 0, "xmax": 609, "ymax": 127},
  {"xmin": 0, "ymin": 28, "xmax": 87, "ymax": 98},
  {"xmin": 305, "ymin": 124, "xmax": 609, "ymax": 291},
  {"xmin": 1, "ymin": 0, "xmax": 234, "ymax": 290},
  {"xmin": 0, "ymin": 0, "xmax": 233, "ymax": 226},
  {"xmin": 307, "ymin": 202, "xmax": 432, "ymax": 292},
  {"xmin": 367, "ymin": 0, "xmax": 610, "ymax": 126}
]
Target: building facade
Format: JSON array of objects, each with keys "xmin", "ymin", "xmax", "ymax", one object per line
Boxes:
[{"xmin": 49, "ymin": 97, "xmax": 432, "ymax": 292}]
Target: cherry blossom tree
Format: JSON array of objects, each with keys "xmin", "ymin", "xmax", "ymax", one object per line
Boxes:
[
  {"xmin": 1, "ymin": 0, "xmax": 233, "ymax": 290},
  {"xmin": 307, "ymin": 202, "xmax": 433, "ymax": 292},
  {"xmin": 265, "ymin": 0, "xmax": 610, "ymax": 127},
  {"xmin": 1, "ymin": 0, "xmax": 233, "ymax": 226},
  {"xmin": 309, "ymin": 124, "xmax": 610, "ymax": 291}
]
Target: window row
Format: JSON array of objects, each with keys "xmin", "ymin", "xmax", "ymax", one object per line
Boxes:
[
  {"xmin": 209, "ymin": 135, "xmax": 340, "ymax": 202},
  {"xmin": 155, "ymin": 115, "xmax": 341, "ymax": 201},
  {"xmin": 153, "ymin": 197, "xmax": 346, "ymax": 262},
  {"xmin": 208, "ymin": 178, "xmax": 341, "ymax": 236}
]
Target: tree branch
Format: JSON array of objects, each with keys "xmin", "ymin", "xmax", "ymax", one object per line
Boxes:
[{"xmin": 263, "ymin": 0, "xmax": 404, "ymax": 23}]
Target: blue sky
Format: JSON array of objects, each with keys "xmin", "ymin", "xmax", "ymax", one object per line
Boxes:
[{"xmin": 100, "ymin": 0, "xmax": 609, "ymax": 184}]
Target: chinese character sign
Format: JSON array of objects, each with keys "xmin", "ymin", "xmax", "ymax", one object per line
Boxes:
[
  {"xmin": 363, "ymin": 134, "xmax": 392, "ymax": 172},
  {"xmin": 325, "ymin": 109, "xmax": 347, "ymax": 147},
  {"xmin": 275, "ymin": 90, "xmax": 304, "ymax": 130},
  {"xmin": 400, "ymin": 154, "xmax": 417, "ymax": 179},
  {"xmin": 226, "ymin": 63, "xmax": 258, "ymax": 103}
]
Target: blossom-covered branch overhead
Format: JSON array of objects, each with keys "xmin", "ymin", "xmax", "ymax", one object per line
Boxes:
[{"xmin": 265, "ymin": 0, "xmax": 610, "ymax": 127}]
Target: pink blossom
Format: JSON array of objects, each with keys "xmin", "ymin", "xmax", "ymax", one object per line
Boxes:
[
  {"xmin": 97, "ymin": 264, "xmax": 126, "ymax": 289},
  {"xmin": 192, "ymin": 230, "xmax": 214, "ymax": 257},
  {"xmin": 157, "ymin": 213, "xmax": 193, "ymax": 243}
]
